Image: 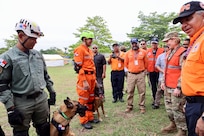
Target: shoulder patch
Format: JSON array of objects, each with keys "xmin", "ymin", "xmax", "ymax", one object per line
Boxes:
[
  {"xmin": 0, "ymin": 59, "xmax": 7, "ymax": 67},
  {"xmin": 74, "ymin": 52, "xmax": 79, "ymax": 56}
]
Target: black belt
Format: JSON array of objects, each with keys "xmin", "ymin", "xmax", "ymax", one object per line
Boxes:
[
  {"xmin": 129, "ymin": 70, "xmax": 144, "ymax": 75},
  {"xmin": 186, "ymin": 96, "xmax": 204, "ymax": 103},
  {"xmin": 84, "ymin": 71, "xmax": 94, "ymax": 74},
  {"xmin": 13, "ymin": 91, "xmax": 42, "ymax": 99}
]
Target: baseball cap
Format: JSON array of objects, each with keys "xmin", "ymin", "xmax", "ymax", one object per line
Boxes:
[
  {"xmin": 130, "ymin": 38, "xmax": 139, "ymax": 43},
  {"xmin": 151, "ymin": 37, "xmax": 159, "ymax": 44},
  {"xmin": 162, "ymin": 32, "xmax": 179, "ymax": 42},
  {"xmin": 173, "ymin": 1, "xmax": 204, "ymax": 24}
]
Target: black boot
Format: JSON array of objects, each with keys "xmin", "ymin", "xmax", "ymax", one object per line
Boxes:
[{"xmin": 81, "ymin": 122, "xmax": 93, "ymax": 129}]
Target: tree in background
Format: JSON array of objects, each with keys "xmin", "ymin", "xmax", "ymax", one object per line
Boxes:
[
  {"xmin": 68, "ymin": 16, "xmax": 114, "ymax": 57},
  {"xmin": 0, "ymin": 34, "xmax": 18, "ymax": 54},
  {"xmin": 40, "ymin": 47, "xmax": 64, "ymax": 56},
  {"xmin": 127, "ymin": 11, "xmax": 187, "ymax": 46}
]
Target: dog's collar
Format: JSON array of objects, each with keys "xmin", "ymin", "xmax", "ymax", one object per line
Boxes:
[{"xmin": 58, "ymin": 110, "xmax": 72, "ymax": 121}]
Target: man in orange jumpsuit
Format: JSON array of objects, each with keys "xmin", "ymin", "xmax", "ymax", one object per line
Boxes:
[
  {"xmin": 74, "ymin": 31, "xmax": 99, "ymax": 129},
  {"xmin": 173, "ymin": 1, "xmax": 204, "ymax": 135}
]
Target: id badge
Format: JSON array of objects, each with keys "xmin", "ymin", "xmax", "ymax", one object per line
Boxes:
[
  {"xmin": 134, "ymin": 60, "xmax": 138, "ymax": 65},
  {"xmin": 118, "ymin": 63, "xmax": 121, "ymax": 67}
]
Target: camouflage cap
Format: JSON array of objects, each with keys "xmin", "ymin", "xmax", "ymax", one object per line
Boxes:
[{"xmin": 162, "ymin": 32, "xmax": 179, "ymax": 42}]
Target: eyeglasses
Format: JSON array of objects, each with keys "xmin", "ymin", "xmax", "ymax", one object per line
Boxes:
[
  {"xmin": 140, "ymin": 43, "xmax": 145, "ymax": 45},
  {"xmin": 182, "ymin": 44, "xmax": 189, "ymax": 46},
  {"xmin": 92, "ymin": 47, "xmax": 97, "ymax": 49}
]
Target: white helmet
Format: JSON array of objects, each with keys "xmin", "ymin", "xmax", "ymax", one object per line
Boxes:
[{"xmin": 15, "ymin": 19, "xmax": 44, "ymax": 38}]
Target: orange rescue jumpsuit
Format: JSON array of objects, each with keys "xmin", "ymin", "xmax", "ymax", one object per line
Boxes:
[{"xmin": 74, "ymin": 44, "xmax": 96, "ymax": 124}]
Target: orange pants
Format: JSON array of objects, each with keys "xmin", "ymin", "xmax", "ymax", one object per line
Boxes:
[{"xmin": 76, "ymin": 74, "xmax": 95, "ymax": 124}]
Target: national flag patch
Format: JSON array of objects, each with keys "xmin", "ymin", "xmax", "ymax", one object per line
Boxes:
[
  {"xmin": 74, "ymin": 52, "xmax": 79, "ymax": 56},
  {"xmin": 58, "ymin": 124, "xmax": 65, "ymax": 130},
  {"xmin": 0, "ymin": 59, "xmax": 7, "ymax": 67}
]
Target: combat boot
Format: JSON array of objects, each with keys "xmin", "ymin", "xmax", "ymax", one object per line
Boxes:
[
  {"xmin": 175, "ymin": 128, "xmax": 187, "ymax": 136},
  {"xmin": 161, "ymin": 121, "xmax": 177, "ymax": 134}
]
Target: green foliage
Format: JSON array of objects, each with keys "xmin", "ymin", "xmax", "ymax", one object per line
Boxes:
[
  {"xmin": 4, "ymin": 34, "xmax": 18, "ymax": 49},
  {"xmin": 0, "ymin": 48, "xmax": 8, "ymax": 54},
  {"xmin": 69, "ymin": 16, "xmax": 114, "ymax": 56},
  {"xmin": 127, "ymin": 11, "xmax": 187, "ymax": 42},
  {"xmin": 0, "ymin": 34, "xmax": 18, "ymax": 54},
  {"xmin": 40, "ymin": 47, "xmax": 64, "ymax": 56}
]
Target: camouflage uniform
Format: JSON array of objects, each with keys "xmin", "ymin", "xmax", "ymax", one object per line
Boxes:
[{"xmin": 164, "ymin": 88, "xmax": 187, "ymax": 131}]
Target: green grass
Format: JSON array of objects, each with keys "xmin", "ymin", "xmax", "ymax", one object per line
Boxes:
[{"xmin": 0, "ymin": 64, "xmax": 177, "ymax": 136}]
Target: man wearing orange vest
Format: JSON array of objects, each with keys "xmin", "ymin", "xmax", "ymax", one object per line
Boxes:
[
  {"xmin": 147, "ymin": 37, "xmax": 164, "ymax": 105},
  {"xmin": 124, "ymin": 38, "xmax": 148, "ymax": 114},
  {"xmin": 161, "ymin": 32, "xmax": 187, "ymax": 136},
  {"xmin": 108, "ymin": 43, "xmax": 125, "ymax": 103},
  {"xmin": 173, "ymin": 1, "xmax": 204, "ymax": 136},
  {"xmin": 74, "ymin": 31, "xmax": 99, "ymax": 129}
]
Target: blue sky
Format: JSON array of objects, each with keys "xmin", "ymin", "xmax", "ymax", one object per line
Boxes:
[{"xmin": 0, "ymin": 0, "xmax": 191, "ymax": 50}]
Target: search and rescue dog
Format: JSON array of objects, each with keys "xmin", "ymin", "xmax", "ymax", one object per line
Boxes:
[
  {"xmin": 94, "ymin": 85, "xmax": 106, "ymax": 121},
  {"xmin": 50, "ymin": 97, "xmax": 87, "ymax": 136},
  {"xmin": 94, "ymin": 96, "xmax": 106, "ymax": 121}
]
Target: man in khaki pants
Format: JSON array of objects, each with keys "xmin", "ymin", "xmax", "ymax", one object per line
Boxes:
[{"xmin": 124, "ymin": 38, "xmax": 148, "ymax": 114}]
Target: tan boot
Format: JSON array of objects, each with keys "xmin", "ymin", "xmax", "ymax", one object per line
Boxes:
[
  {"xmin": 175, "ymin": 128, "xmax": 187, "ymax": 136},
  {"xmin": 161, "ymin": 121, "xmax": 177, "ymax": 134}
]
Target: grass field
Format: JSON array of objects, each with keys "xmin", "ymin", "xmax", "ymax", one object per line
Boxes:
[{"xmin": 0, "ymin": 64, "xmax": 177, "ymax": 136}]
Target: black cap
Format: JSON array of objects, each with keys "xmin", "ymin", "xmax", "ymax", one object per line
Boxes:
[
  {"xmin": 173, "ymin": 1, "xmax": 204, "ymax": 24},
  {"xmin": 151, "ymin": 37, "xmax": 159, "ymax": 44},
  {"xmin": 112, "ymin": 43, "xmax": 119, "ymax": 47}
]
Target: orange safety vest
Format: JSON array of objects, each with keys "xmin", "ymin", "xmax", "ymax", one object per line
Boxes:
[
  {"xmin": 147, "ymin": 48, "xmax": 164, "ymax": 72},
  {"xmin": 181, "ymin": 27, "xmax": 204, "ymax": 96},
  {"xmin": 165, "ymin": 47, "xmax": 186, "ymax": 88}
]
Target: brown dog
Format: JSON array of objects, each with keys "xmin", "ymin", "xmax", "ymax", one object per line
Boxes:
[
  {"xmin": 94, "ymin": 96, "xmax": 105, "ymax": 121},
  {"xmin": 94, "ymin": 84, "xmax": 106, "ymax": 121},
  {"xmin": 50, "ymin": 97, "xmax": 87, "ymax": 136}
]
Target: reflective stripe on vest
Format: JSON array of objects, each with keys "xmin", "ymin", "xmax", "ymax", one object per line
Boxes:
[
  {"xmin": 165, "ymin": 47, "xmax": 186, "ymax": 88},
  {"xmin": 167, "ymin": 65, "xmax": 181, "ymax": 70}
]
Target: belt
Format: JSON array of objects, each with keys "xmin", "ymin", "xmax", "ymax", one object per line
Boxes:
[
  {"xmin": 13, "ymin": 91, "xmax": 42, "ymax": 99},
  {"xmin": 186, "ymin": 96, "xmax": 204, "ymax": 103},
  {"xmin": 129, "ymin": 70, "xmax": 144, "ymax": 75},
  {"xmin": 84, "ymin": 71, "xmax": 94, "ymax": 74}
]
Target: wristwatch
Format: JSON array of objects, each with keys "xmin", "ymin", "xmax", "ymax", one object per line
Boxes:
[{"xmin": 202, "ymin": 113, "xmax": 204, "ymax": 121}]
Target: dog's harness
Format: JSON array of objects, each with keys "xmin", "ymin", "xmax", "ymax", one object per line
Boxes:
[{"xmin": 51, "ymin": 110, "xmax": 72, "ymax": 136}]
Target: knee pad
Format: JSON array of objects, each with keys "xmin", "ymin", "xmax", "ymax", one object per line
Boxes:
[
  {"xmin": 13, "ymin": 130, "xmax": 29, "ymax": 136},
  {"xmin": 35, "ymin": 122, "xmax": 50, "ymax": 136}
]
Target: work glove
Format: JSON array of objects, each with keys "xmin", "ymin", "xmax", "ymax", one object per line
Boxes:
[
  {"xmin": 48, "ymin": 91, "xmax": 56, "ymax": 105},
  {"xmin": 7, "ymin": 108, "xmax": 24, "ymax": 126}
]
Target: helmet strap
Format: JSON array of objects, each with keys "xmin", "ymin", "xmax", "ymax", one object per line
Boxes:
[{"xmin": 20, "ymin": 37, "xmax": 30, "ymax": 50}]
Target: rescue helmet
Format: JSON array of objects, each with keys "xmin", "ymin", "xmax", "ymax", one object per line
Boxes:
[
  {"xmin": 15, "ymin": 19, "xmax": 44, "ymax": 38},
  {"xmin": 80, "ymin": 31, "xmax": 94, "ymax": 40},
  {"xmin": 130, "ymin": 38, "xmax": 139, "ymax": 43}
]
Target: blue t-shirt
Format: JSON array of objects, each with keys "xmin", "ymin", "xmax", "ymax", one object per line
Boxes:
[{"xmin": 155, "ymin": 52, "xmax": 166, "ymax": 81}]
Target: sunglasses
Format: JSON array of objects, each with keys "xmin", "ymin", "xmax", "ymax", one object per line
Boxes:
[
  {"xmin": 92, "ymin": 47, "xmax": 97, "ymax": 49},
  {"xmin": 140, "ymin": 43, "xmax": 145, "ymax": 45}
]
